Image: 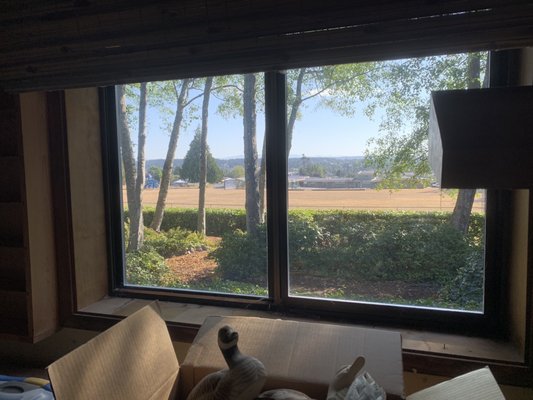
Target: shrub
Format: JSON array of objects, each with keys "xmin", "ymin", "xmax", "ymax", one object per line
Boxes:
[
  {"xmin": 125, "ymin": 248, "xmax": 175, "ymax": 287},
  {"xmin": 143, "ymin": 227, "xmax": 206, "ymax": 258},
  {"xmin": 211, "ymin": 226, "xmax": 268, "ymax": 285},
  {"xmin": 440, "ymin": 248, "xmax": 484, "ymax": 309},
  {"xmin": 288, "ymin": 212, "xmax": 332, "ymax": 272},
  {"xmin": 350, "ymin": 221, "xmax": 473, "ymax": 283},
  {"xmin": 141, "ymin": 207, "xmax": 246, "ymax": 236}
]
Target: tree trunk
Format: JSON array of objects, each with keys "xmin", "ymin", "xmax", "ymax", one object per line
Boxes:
[
  {"xmin": 116, "ymin": 85, "xmax": 137, "ymax": 251},
  {"xmin": 197, "ymin": 77, "xmax": 213, "ymax": 235},
  {"xmin": 243, "ymin": 74, "xmax": 260, "ymax": 235},
  {"xmin": 150, "ymin": 79, "xmax": 192, "ymax": 231},
  {"xmin": 129, "ymin": 82, "xmax": 148, "ymax": 250},
  {"xmin": 450, "ymin": 53, "xmax": 482, "ymax": 234},
  {"xmin": 287, "ymin": 68, "xmax": 305, "ymax": 156}
]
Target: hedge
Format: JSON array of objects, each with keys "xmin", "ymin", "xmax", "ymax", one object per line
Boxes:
[
  {"xmin": 133, "ymin": 207, "xmax": 483, "ymax": 245},
  {"xmin": 139, "ymin": 207, "xmax": 247, "ymax": 236}
]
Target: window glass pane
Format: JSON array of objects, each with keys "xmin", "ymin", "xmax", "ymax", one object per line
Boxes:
[
  {"xmin": 117, "ymin": 74, "xmax": 268, "ymax": 297},
  {"xmin": 286, "ymin": 54, "xmax": 487, "ymax": 311}
]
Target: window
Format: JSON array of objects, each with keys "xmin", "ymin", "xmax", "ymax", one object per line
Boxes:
[{"xmin": 103, "ymin": 52, "xmax": 508, "ymax": 335}]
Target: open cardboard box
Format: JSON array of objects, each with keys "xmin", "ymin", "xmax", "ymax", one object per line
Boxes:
[{"xmin": 46, "ymin": 304, "xmax": 504, "ymax": 399}]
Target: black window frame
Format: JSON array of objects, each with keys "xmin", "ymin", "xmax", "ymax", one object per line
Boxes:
[{"xmin": 100, "ymin": 51, "xmax": 516, "ymax": 338}]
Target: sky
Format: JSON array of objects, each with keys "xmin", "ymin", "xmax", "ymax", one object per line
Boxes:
[{"xmin": 138, "ymin": 91, "xmax": 383, "ymax": 161}]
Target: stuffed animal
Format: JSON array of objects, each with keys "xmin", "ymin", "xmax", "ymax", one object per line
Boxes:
[{"xmin": 187, "ymin": 325, "xmax": 267, "ymax": 400}]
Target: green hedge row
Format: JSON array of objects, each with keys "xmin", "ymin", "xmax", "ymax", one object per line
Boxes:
[
  {"xmin": 134, "ymin": 207, "xmax": 483, "ymax": 245},
  {"xmin": 139, "ymin": 207, "xmax": 247, "ymax": 236}
]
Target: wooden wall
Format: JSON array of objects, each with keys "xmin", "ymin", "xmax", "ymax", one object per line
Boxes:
[{"xmin": 1, "ymin": 1, "xmax": 533, "ymax": 91}]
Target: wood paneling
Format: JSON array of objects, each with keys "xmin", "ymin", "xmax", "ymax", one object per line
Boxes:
[
  {"xmin": 65, "ymin": 88, "xmax": 108, "ymax": 309},
  {"xmin": 1, "ymin": 1, "xmax": 533, "ymax": 91},
  {"xmin": 0, "ymin": 90, "xmax": 59, "ymax": 342}
]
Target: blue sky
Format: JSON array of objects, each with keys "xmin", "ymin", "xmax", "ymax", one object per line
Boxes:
[{"xmin": 141, "ymin": 95, "xmax": 382, "ymax": 160}]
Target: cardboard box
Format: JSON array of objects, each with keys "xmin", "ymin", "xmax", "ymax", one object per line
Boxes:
[
  {"xmin": 47, "ymin": 304, "xmax": 179, "ymax": 400},
  {"xmin": 47, "ymin": 304, "xmax": 405, "ymax": 399},
  {"xmin": 180, "ymin": 315, "xmax": 404, "ymax": 400},
  {"xmin": 406, "ymin": 367, "xmax": 506, "ymax": 400}
]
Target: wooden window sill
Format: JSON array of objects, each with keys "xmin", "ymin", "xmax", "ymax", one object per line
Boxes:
[{"xmin": 77, "ymin": 297, "xmax": 524, "ymax": 372}]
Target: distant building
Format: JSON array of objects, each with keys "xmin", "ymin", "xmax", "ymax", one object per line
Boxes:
[
  {"xmin": 144, "ymin": 178, "xmax": 159, "ymax": 189},
  {"xmin": 171, "ymin": 179, "xmax": 188, "ymax": 187},
  {"xmin": 288, "ymin": 174, "xmax": 379, "ymax": 190},
  {"xmin": 223, "ymin": 178, "xmax": 245, "ymax": 189}
]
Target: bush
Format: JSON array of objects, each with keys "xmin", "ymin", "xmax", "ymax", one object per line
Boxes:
[
  {"xmin": 440, "ymin": 248, "xmax": 484, "ymax": 309},
  {"xmin": 211, "ymin": 226, "xmax": 268, "ymax": 285},
  {"xmin": 143, "ymin": 227, "xmax": 206, "ymax": 258},
  {"xmin": 351, "ymin": 221, "xmax": 473, "ymax": 282},
  {"xmin": 212, "ymin": 209, "xmax": 482, "ymax": 286},
  {"xmin": 125, "ymin": 248, "xmax": 174, "ymax": 287},
  {"xmin": 140, "ymin": 208, "xmax": 246, "ymax": 236}
]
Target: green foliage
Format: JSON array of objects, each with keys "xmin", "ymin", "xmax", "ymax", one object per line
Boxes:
[
  {"xmin": 125, "ymin": 248, "xmax": 175, "ymax": 287},
  {"xmin": 349, "ymin": 221, "xmax": 472, "ymax": 282},
  {"xmin": 141, "ymin": 207, "xmax": 246, "ymax": 236},
  {"xmin": 143, "ymin": 227, "xmax": 206, "ymax": 258},
  {"xmin": 211, "ymin": 209, "xmax": 484, "ymax": 286},
  {"xmin": 148, "ymin": 165, "xmax": 162, "ymax": 181},
  {"xmin": 228, "ymin": 165, "xmax": 245, "ymax": 178},
  {"xmin": 211, "ymin": 227, "xmax": 268, "ymax": 285},
  {"xmin": 363, "ymin": 53, "xmax": 488, "ymax": 189},
  {"xmin": 180, "ymin": 129, "xmax": 224, "ymax": 183},
  {"xmin": 299, "ymin": 163, "xmax": 326, "ymax": 178},
  {"xmin": 440, "ymin": 248, "xmax": 484, "ymax": 309}
]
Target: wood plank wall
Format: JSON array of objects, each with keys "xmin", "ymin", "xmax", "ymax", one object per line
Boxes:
[{"xmin": 1, "ymin": 0, "xmax": 533, "ymax": 91}]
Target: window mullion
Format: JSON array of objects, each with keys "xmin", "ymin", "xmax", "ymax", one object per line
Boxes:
[{"xmin": 265, "ymin": 71, "xmax": 288, "ymax": 305}]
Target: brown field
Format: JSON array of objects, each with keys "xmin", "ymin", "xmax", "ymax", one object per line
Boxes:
[{"xmin": 128, "ymin": 187, "xmax": 485, "ymax": 212}]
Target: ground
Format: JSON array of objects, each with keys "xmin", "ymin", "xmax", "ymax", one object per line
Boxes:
[
  {"xmin": 165, "ymin": 239, "xmax": 440, "ymax": 302},
  {"xmin": 141, "ymin": 187, "xmax": 468, "ymax": 302},
  {"xmin": 130, "ymin": 187, "xmax": 486, "ymax": 212}
]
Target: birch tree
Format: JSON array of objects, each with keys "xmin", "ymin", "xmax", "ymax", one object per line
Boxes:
[
  {"xmin": 117, "ymin": 83, "xmax": 148, "ymax": 251},
  {"xmin": 197, "ymin": 77, "xmax": 214, "ymax": 235}
]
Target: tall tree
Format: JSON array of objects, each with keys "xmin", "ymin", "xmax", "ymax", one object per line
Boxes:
[
  {"xmin": 243, "ymin": 73, "xmax": 261, "ymax": 235},
  {"xmin": 180, "ymin": 130, "xmax": 223, "ymax": 183},
  {"xmin": 117, "ymin": 83, "xmax": 148, "ymax": 251},
  {"xmin": 150, "ymin": 79, "xmax": 193, "ymax": 231},
  {"xmin": 215, "ymin": 75, "xmax": 263, "ymax": 233},
  {"xmin": 197, "ymin": 77, "xmax": 214, "ymax": 235},
  {"xmin": 256, "ymin": 64, "xmax": 377, "ymax": 217},
  {"xmin": 364, "ymin": 53, "xmax": 488, "ymax": 233},
  {"xmin": 450, "ymin": 53, "xmax": 483, "ymax": 234}
]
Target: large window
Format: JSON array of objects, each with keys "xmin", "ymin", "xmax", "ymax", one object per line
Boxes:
[{"xmin": 105, "ymin": 52, "xmax": 507, "ymax": 333}]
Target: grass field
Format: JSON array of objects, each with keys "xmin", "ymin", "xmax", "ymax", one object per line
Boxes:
[{"xmin": 129, "ymin": 187, "xmax": 486, "ymax": 212}]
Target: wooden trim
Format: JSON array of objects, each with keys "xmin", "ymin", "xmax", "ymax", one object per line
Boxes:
[
  {"xmin": 2, "ymin": 1, "xmax": 533, "ymax": 91},
  {"xmin": 46, "ymin": 91, "xmax": 77, "ymax": 325},
  {"xmin": 63, "ymin": 312, "xmax": 199, "ymax": 343},
  {"xmin": 265, "ymin": 71, "xmax": 288, "ymax": 306},
  {"xmin": 61, "ymin": 306, "xmax": 533, "ymax": 386}
]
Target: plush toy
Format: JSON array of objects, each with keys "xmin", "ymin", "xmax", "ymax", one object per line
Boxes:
[{"xmin": 187, "ymin": 325, "xmax": 267, "ymax": 400}]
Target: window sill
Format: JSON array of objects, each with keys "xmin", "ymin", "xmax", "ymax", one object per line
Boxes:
[{"xmin": 71, "ymin": 296, "xmax": 529, "ymax": 387}]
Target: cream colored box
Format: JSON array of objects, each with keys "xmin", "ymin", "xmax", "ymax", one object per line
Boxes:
[
  {"xmin": 47, "ymin": 304, "xmax": 179, "ymax": 400},
  {"xmin": 180, "ymin": 315, "xmax": 404, "ymax": 400},
  {"xmin": 407, "ymin": 367, "xmax": 506, "ymax": 400},
  {"xmin": 47, "ymin": 304, "xmax": 406, "ymax": 399}
]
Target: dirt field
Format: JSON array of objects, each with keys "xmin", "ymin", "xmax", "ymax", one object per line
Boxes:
[{"xmin": 129, "ymin": 187, "xmax": 485, "ymax": 212}]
